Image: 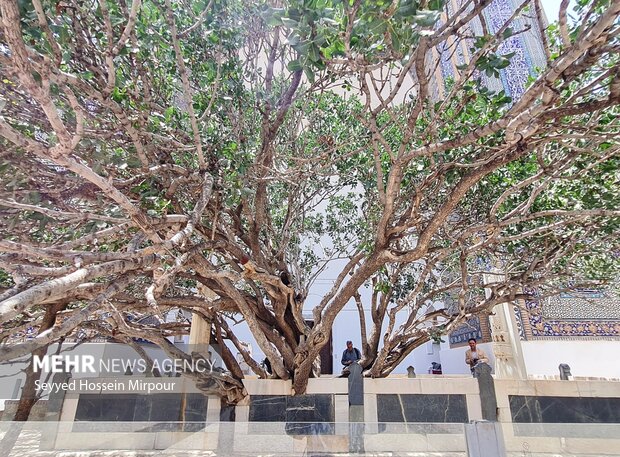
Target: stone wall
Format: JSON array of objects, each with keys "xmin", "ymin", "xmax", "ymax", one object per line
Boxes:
[
  {"xmin": 39, "ymin": 375, "xmax": 620, "ymax": 455},
  {"xmin": 495, "ymin": 378, "xmax": 620, "ymax": 456}
]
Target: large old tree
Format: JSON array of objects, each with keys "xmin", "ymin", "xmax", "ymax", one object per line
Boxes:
[{"xmin": 1, "ymin": 0, "xmax": 619, "ymax": 402}]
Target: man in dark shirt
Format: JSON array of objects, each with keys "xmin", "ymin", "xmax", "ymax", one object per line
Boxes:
[{"xmin": 341, "ymin": 340, "xmax": 361, "ymax": 374}]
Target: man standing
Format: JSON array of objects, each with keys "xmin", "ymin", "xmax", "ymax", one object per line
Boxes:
[
  {"xmin": 465, "ymin": 338, "xmax": 489, "ymax": 376},
  {"xmin": 341, "ymin": 340, "xmax": 361, "ymax": 375}
]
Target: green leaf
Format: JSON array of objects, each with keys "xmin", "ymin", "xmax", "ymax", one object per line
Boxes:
[
  {"xmin": 396, "ymin": 1, "xmax": 417, "ymax": 18},
  {"xmin": 287, "ymin": 59, "xmax": 303, "ymax": 71},
  {"xmin": 412, "ymin": 10, "xmax": 440, "ymax": 28},
  {"xmin": 308, "ymin": 43, "xmax": 321, "ymax": 62},
  {"xmin": 111, "ymin": 87, "xmax": 127, "ymax": 103},
  {"xmin": 281, "ymin": 17, "xmax": 298, "ymax": 28},
  {"xmin": 322, "ymin": 45, "xmax": 333, "ymax": 60},
  {"xmin": 473, "ymin": 35, "xmax": 491, "ymax": 49},
  {"xmin": 366, "ymin": 17, "xmax": 387, "ymax": 35},
  {"xmin": 320, "ymin": 17, "xmax": 339, "ymax": 26},
  {"xmin": 262, "ymin": 7, "xmax": 285, "ymax": 26},
  {"xmin": 304, "ymin": 66, "xmax": 315, "ymax": 83},
  {"xmin": 428, "ymin": 0, "xmax": 446, "ymax": 11},
  {"xmin": 286, "ymin": 33, "xmax": 301, "ymax": 46}
]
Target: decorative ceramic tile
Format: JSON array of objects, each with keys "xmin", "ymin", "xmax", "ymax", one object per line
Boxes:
[
  {"xmin": 449, "ymin": 315, "xmax": 492, "ymax": 348},
  {"xmin": 481, "ymin": 0, "xmax": 538, "ymax": 99},
  {"xmin": 514, "ymin": 289, "xmax": 620, "ymax": 340},
  {"xmin": 433, "ymin": 0, "xmax": 547, "ymax": 101},
  {"xmin": 449, "ymin": 316, "xmax": 483, "ymax": 346},
  {"xmin": 543, "ymin": 290, "xmax": 620, "ymax": 320}
]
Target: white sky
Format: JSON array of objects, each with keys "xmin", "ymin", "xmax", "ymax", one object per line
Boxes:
[{"xmin": 540, "ymin": 0, "xmax": 577, "ymax": 22}]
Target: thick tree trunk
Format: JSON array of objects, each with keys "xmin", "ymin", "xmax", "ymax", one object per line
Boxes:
[
  {"xmin": 12, "ymin": 303, "xmax": 65, "ymax": 421},
  {"xmin": 292, "ymin": 357, "xmax": 314, "ymax": 395},
  {"xmin": 12, "ymin": 348, "xmax": 45, "ymax": 421},
  {"xmin": 0, "ymin": 304, "xmax": 64, "ymax": 454}
]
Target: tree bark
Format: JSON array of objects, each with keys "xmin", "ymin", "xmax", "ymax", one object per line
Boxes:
[{"xmin": 12, "ymin": 303, "xmax": 65, "ymax": 421}]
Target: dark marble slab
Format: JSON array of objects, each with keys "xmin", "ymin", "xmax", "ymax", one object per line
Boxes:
[
  {"xmin": 510, "ymin": 395, "xmax": 620, "ymax": 424},
  {"xmin": 248, "ymin": 395, "xmax": 287, "ymax": 422},
  {"xmin": 377, "ymin": 394, "xmax": 468, "ymax": 423},
  {"xmin": 249, "ymin": 394, "xmax": 335, "ymax": 435},
  {"xmin": 185, "ymin": 393, "xmax": 209, "ymax": 422},
  {"xmin": 75, "ymin": 394, "xmax": 137, "ymax": 422},
  {"xmin": 73, "ymin": 393, "xmax": 207, "ymax": 427},
  {"xmin": 287, "ymin": 395, "xmax": 334, "ymax": 423},
  {"xmin": 132, "ymin": 394, "xmax": 153, "ymax": 422},
  {"xmin": 286, "ymin": 395, "xmax": 335, "ymax": 435},
  {"xmin": 148, "ymin": 394, "xmax": 184, "ymax": 421}
]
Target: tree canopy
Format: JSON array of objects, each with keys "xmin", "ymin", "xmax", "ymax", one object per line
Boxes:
[{"xmin": 1, "ymin": 0, "xmax": 619, "ymax": 401}]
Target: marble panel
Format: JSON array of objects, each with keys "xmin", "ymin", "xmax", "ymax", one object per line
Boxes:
[
  {"xmin": 510, "ymin": 395, "xmax": 620, "ymax": 424},
  {"xmin": 72, "ymin": 393, "xmax": 207, "ymax": 426},
  {"xmin": 74, "ymin": 394, "xmax": 137, "ymax": 422},
  {"xmin": 377, "ymin": 394, "xmax": 468, "ymax": 423},
  {"xmin": 132, "ymin": 395, "xmax": 152, "ymax": 422},
  {"xmin": 150, "ymin": 394, "xmax": 184, "ymax": 421},
  {"xmin": 287, "ymin": 394, "xmax": 334, "ymax": 422},
  {"xmin": 183, "ymin": 393, "xmax": 209, "ymax": 423},
  {"xmin": 285, "ymin": 394, "xmax": 335, "ymax": 435},
  {"xmin": 248, "ymin": 395, "xmax": 287, "ymax": 422},
  {"xmin": 248, "ymin": 394, "xmax": 335, "ymax": 436}
]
